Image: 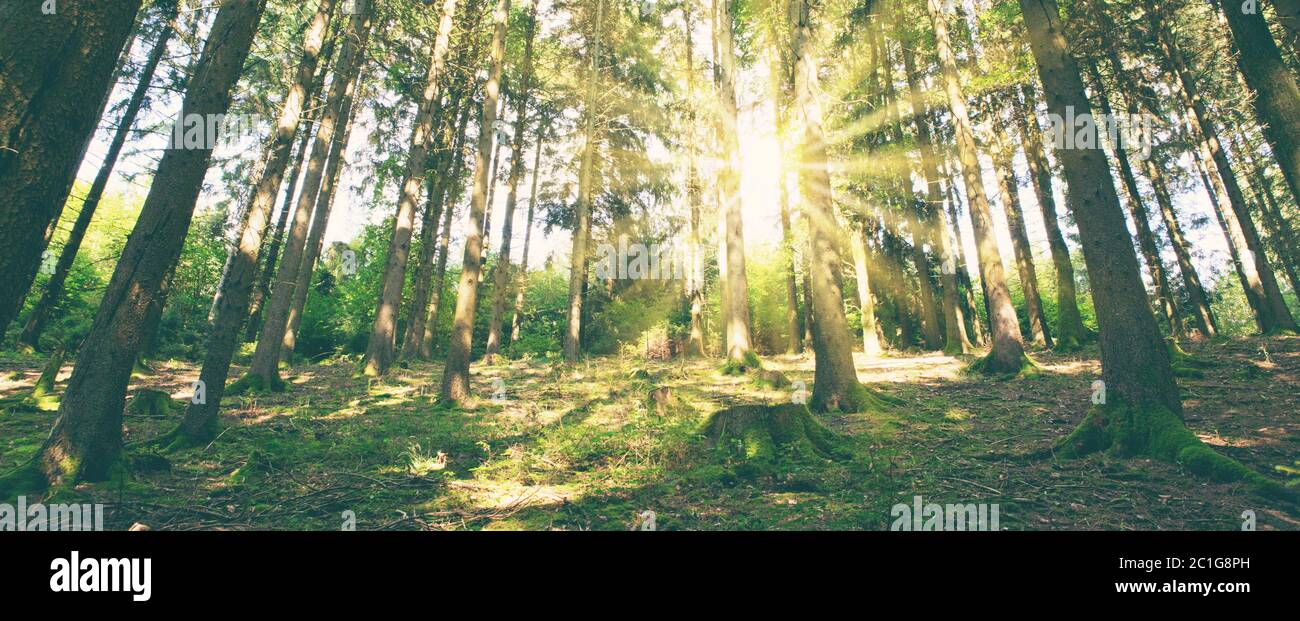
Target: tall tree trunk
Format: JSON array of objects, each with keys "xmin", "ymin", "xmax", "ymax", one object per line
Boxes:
[
  {"xmin": 1221, "ymin": 0, "xmax": 1300, "ymax": 224},
  {"xmin": 715, "ymin": 0, "xmax": 754, "ymax": 366},
  {"xmin": 927, "ymin": 0, "xmax": 1028, "ymax": 373},
  {"xmin": 15, "ymin": 0, "xmax": 267, "ymax": 488},
  {"xmin": 284, "ymin": 64, "xmax": 368, "ymax": 361},
  {"xmin": 512, "ymin": 119, "xmax": 547, "ymax": 345},
  {"xmin": 989, "ymin": 123, "xmax": 1052, "ymax": 348},
  {"xmin": 1147, "ymin": 152, "xmax": 1220, "ymax": 337},
  {"xmin": 485, "ymin": 0, "xmax": 540, "ymax": 360},
  {"xmin": 362, "ymin": 0, "xmax": 459, "ymax": 376},
  {"xmin": 245, "ymin": 34, "xmax": 336, "ymax": 343},
  {"xmin": 17, "ymin": 4, "xmax": 179, "ymax": 351},
  {"xmin": 441, "ymin": 0, "xmax": 511, "ymax": 401},
  {"xmin": 0, "ymin": 0, "xmax": 145, "ymax": 339},
  {"xmin": 940, "ymin": 155, "xmax": 988, "ymax": 346},
  {"xmin": 247, "ymin": 0, "xmax": 376, "ymax": 387},
  {"xmin": 172, "ymin": 0, "xmax": 343, "ymax": 447},
  {"xmin": 400, "ymin": 103, "xmax": 458, "ymax": 361},
  {"xmin": 1013, "ymin": 84, "xmax": 1088, "ymax": 349},
  {"xmin": 1086, "ymin": 65, "xmax": 1184, "ymax": 338},
  {"xmin": 850, "ymin": 226, "xmax": 884, "ymax": 358},
  {"xmin": 422, "ymin": 103, "xmax": 475, "ymax": 359},
  {"xmin": 1156, "ymin": 6, "xmax": 1297, "ymax": 332},
  {"xmin": 1019, "ymin": 0, "xmax": 1182, "ymax": 432},
  {"xmin": 794, "ymin": 0, "xmax": 880, "ymax": 413},
  {"xmin": 563, "ymin": 0, "xmax": 604, "ymax": 363},
  {"xmin": 901, "ymin": 38, "xmax": 970, "ymax": 354}
]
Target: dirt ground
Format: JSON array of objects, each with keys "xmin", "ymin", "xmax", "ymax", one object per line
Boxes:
[{"xmin": 2, "ymin": 335, "xmax": 1297, "ymax": 530}]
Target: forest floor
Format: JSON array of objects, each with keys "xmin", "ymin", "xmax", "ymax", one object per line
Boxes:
[{"xmin": 1, "ymin": 335, "xmax": 1298, "ymax": 530}]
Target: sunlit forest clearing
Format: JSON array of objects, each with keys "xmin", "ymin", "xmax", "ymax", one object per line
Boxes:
[
  {"xmin": 3, "ymin": 0, "xmax": 1300, "ymax": 530},
  {"xmin": 3, "ymin": 338, "xmax": 1298, "ymax": 529}
]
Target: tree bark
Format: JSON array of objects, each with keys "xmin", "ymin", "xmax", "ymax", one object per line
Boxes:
[
  {"xmin": 0, "ymin": 0, "xmax": 145, "ymax": 338},
  {"xmin": 927, "ymin": 0, "xmax": 1027, "ymax": 372},
  {"xmin": 25, "ymin": 0, "xmax": 266, "ymax": 486},
  {"xmin": 1012, "ymin": 84, "xmax": 1088, "ymax": 348},
  {"xmin": 850, "ymin": 226, "xmax": 883, "ymax": 358},
  {"xmin": 441, "ymin": 0, "xmax": 511, "ymax": 401},
  {"xmin": 17, "ymin": 4, "xmax": 179, "ymax": 351},
  {"xmin": 422, "ymin": 102, "xmax": 475, "ymax": 359},
  {"xmin": 1019, "ymin": 0, "xmax": 1180, "ymax": 415},
  {"xmin": 485, "ymin": 0, "xmax": 540, "ymax": 360}
]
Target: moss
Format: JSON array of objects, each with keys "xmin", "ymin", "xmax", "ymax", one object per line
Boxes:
[
  {"xmin": 0, "ymin": 460, "xmax": 49, "ymax": 501},
  {"xmin": 1053, "ymin": 401, "xmax": 1294, "ymax": 500},
  {"xmin": 719, "ymin": 350, "xmax": 762, "ymax": 376},
  {"xmin": 813, "ymin": 382, "xmax": 904, "ymax": 414},
  {"xmin": 226, "ymin": 372, "xmax": 286, "ymax": 396},
  {"xmin": 964, "ymin": 351, "xmax": 1040, "ymax": 378},
  {"xmin": 751, "ymin": 368, "xmax": 791, "ymax": 389},
  {"xmin": 126, "ymin": 389, "xmax": 186, "ymax": 418},
  {"xmin": 704, "ymin": 404, "xmax": 849, "ymax": 465}
]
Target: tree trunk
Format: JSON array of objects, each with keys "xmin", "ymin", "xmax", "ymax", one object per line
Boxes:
[
  {"xmin": 990, "ymin": 126, "xmax": 1052, "ymax": 348},
  {"xmin": 248, "ymin": 0, "xmax": 375, "ymax": 387},
  {"xmin": 400, "ymin": 111, "xmax": 456, "ymax": 360},
  {"xmin": 361, "ymin": 0, "xmax": 459, "ymax": 376},
  {"xmin": 563, "ymin": 0, "xmax": 604, "ymax": 363},
  {"xmin": 850, "ymin": 226, "xmax": 883, "ymax": 358},
  {"xmin": 441, "ymin": 0, "xmax": 511, "ymax": 401},
  {"xmin": 512, "ymin": 119, "xmax": 547, "ymax": 345},
  {"xmin": 485, "ymin": 0, "xmax": 540, "ymax": 360},
  {"xmin": 422, "ymin": 102, "xmax": 475, "ymax": 359},
  {"xmin": 927, "ymin": 0, "xmax": 1027, "ymax": 373},
  {"xmin": 171, "ymin": 0, "xmax": 342, "ymax": 446},
  {"xmin": 1221, "ymin": 0, "xmax": 1300, "ymax": 224},
  {"xmin": 1013, "ymin": 84, "xmax": 1088, "ymax": 349},
  {"xmin": 0, "ymin": 0, "xmax": 145, "ymax": 339},
  {"xmin": 17, "ymin": 4, "xmax": 178, "ymax": 351},
  {"xmin": 245, "ymin": 34, "xmax": 336, "ymax": 343},
  {"xmin": 715, "ymin": 0, "xmax": 754, "ymax": 366},
  {"xmin": 793, "ymin": 0, "xmax": 885, "ymax": 414},
  {"xmin": 284, "ymin": 64, "xmax": 367, "ymax": 361},
  {"xmin": 1019, "ymin": 0, "xmax": 1181, "ymax": 421},
  {"xmin": 1156, "ymin": 6, "xmax": 1297, "ymax": 333},
  {"xmin": 19, "ymin": 0, "xmax": 266, "ymax": 487}
]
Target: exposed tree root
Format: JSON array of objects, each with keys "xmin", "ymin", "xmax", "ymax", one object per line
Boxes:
[
  {"xmin": 1053, "ymin": 401, "xmax": 1297, "ymax": 503},
  {"xmin": 705, "ymin": 404, "xmax": 848, "ymax": 463},
  {"xmin": 964, "ymin": 351, "xmax": 1040, "ymax": 378},
  {"xmin": 719, "ymin": 351, "xmax": 762, "ymax": 376},
  {"xmin": 226, "ymin": 372, "xmax": 286, "ymax": 396}
]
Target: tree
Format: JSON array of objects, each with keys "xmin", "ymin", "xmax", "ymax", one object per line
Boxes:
[
  {"xmin": 170, "ymin": 0, "xmax": 346, "ymax": 447},
  {"xmin": 715, "ymin": 0, "xmax": 755, "ymax": 368},
  {"xmin": 441, "ymin": 0, "xmax": 512, "ymax": 402},
  {"xmin": 926, "ymin": 0, "xmax": 1029, "ymax": 373},
  {"xmin": 485, "ymin": 0, "xmax": 542, "ymax": 360},
  {"xmin": 362, "ymin": 0, "xmax": 461, "ymax": 377},
  {"xmin": 17, "ymin": 1, "xmax": 181, "ymax": 351},
  {"xmin": 562, "ymin": 0, "xmax": 604, "ymax": 363},
  {"xmin": 1219, "ymin": 0, "xmax": 1300, "ymax": 220},
  {"xmin": 0, "ymin": 0, "xmax": 145, "ymax": 339},
  {"xmin": 247, "ymin": 0, "xmax": 377, "ymax": 389},
  {"xmin": 1019, "ymin": 0, "xmax": 1267, "ymax": 486},
  {"xmin": 1012, "ymin": 85, "xmax": 1089, "ymax": 349},
  {"xmin": 1, "ymin": 0, "xmax": 268, "ymax": 491}
]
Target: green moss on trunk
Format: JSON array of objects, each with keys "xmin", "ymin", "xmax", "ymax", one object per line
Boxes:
[
  {"xmin": 1055, "ymin": 402, "xmax": 1294, "ymax": 500},
  {"xmin": 965, "ymin": 351, "xmax": 1040, "ymax": 378}
]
